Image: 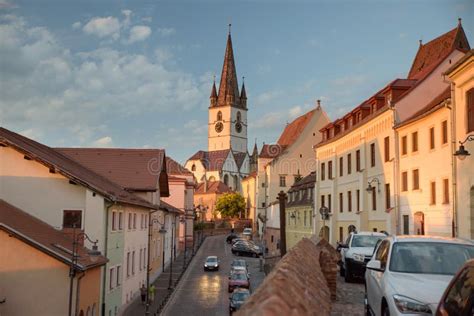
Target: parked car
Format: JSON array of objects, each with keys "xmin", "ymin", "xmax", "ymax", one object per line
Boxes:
[
  {"xmin": 229, "ymin": 288, "xmax": 251, "ymax": 314},
  {"xmin": 232, "ymin": 243, "xmax": 262, "ymax": 257},
  {"xmin": 436, "ymin": 259, "xmax": 474, "ymax": 316},
  {"xmin": 230, "ymin": 265, "xmax": 250, "ymax": 278},
  {"xmin": 203, "ymin": 255, "xmax": 220, "ymax": 271},
  {"xmin": 233, "ymin": 240, "xmax": 261, "ymax": 251},
  {"xmin": 228, "ymin": 271, "xmax": 250, "ymax": 292},
  {"xmin": 227, "ymin": 233, "xmax": 238, "ymax": 244},
  {"xmin": 365, "ymin": 236, "xmax": 474, "ymax": 316},
  {"xmin": 231, "ymin": 259, "xmax": 248, "ymax": 269},
  {"xmin": 243, "ymin": 228, "xmax": 252, "ymax": 237},
  {"xmin": 232, "ymin": 237, "xmax": 252, "ymax": 245},
  {"xmin": 339, "ymin": 231, "xmax": 386, "ymax": 282}
]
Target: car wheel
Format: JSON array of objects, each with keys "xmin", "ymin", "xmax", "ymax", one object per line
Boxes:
[
  {"xmin": 382, "ymin": 302, "xmax": 390, "ymax": 316},
  {"xmin": 339, "ymin": 265, "xmax": 345, "ymax": 277},
  {"xmin": 364, "ymin": 289, "xmax": 371, "ymax": 316},
  {"xmin": 344, "ymin": 266, "xmax": 352, "ymax": 283}
]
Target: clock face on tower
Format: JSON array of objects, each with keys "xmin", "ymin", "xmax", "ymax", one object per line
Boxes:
[
  {"xmin": 215, "ymin": 122, "xmax": 223, "ymax": 133},
  {"xmin": 235, "ymin": 122, "xmax": 242, "ymax": 133}
]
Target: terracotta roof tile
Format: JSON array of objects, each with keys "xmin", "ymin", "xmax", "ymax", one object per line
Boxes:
[
  {"xmin": 0, "ymin": 199, "xmax": 108, "ymax": 270},
  {"xmin": 195, "ymin": 181, "xmax": 232, "ymax": 194},
  {"xmin": 57, "ymin": 148, "xmax": 169, "ymax": 196},
  {"xmin": 0, "ymin": 128, "xmax": 156, "ymax": 209},
  {"xmin": 277, "ymin": 110, "xmax": 315, "ymax": 147},
  {"xmin": 165, "ymin": 156, "xmax": 193, "ymax": 176},
  {"xmin": 233, "ymin": 151, "xmax": 247, "ymax": 169},
  {"xmin": 259, "ymin": 144, "xmax": 287, "ymax": 159},
  {"xmin": 159, "ymin": 199, "xmax": 184, "ymax": 214},
  {"xmin": 188, "ymin": 149, "xmax": 231, "ymax": 171}
]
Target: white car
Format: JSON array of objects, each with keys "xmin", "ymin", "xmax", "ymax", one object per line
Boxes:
[
  {"xmin": 365, "ymin": 235, "xmax": 474, "ymax": 316},
  {"xmin": 339, "ymin": 231, "xmax": 386, "ymax": 282}
]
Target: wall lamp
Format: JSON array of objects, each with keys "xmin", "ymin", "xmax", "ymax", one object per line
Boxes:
[
  {"xmin": 366, "ymin": 178, "xmax": 381, "ymax": 193},
  {"xmin": 454, "ymin": 134, "xmax": 474, "ymax": 160}
]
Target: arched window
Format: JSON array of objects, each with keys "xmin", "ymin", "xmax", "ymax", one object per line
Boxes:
[
  {"xmin": 319, "ymin": 226, "xmax": 330, "ymax": 241},
  {"xmin": 217, "ymin": 111, "xmax": 222, "ymax": 121},
  {"xmin": 91, "ymin": 304, "xmax": 96, "ymax": 316},
  {"xmin": 191, "ymin": 164, "xmax": 196, "ymax": 172},
  {"xmin": 414, "ymin": 212, "xmax": 425, "ymax": 235},
  {"xmin": 237, "ymin": 111, "xmax": 241, "ymax": 122},
  {"xmin": 86, "ymin": 307, "xmax": 91, "ymax": 316},
  {"xmin": 224, "ymin": 174, "xmax": 229, "ymax": 186},
  {"xmin": 233, "ymin": 175, "xmax": 238, "ymax": 190},
  {"xmin": 209, "ymin": 176, "xmax": 216, "ymax": 182}
]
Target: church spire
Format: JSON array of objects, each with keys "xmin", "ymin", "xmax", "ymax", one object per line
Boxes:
[{"xmin": 217, "ymin": 24, "xmax": 240, "ymax": 108}]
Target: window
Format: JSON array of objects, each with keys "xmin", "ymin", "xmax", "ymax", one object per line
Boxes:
[
  {"xmin": 328, "ymin": 161, "xmax": 333, "ymax": 179},
  {"xmin": 347, "ymin": 153, "xmax": 352, "ymax": 174},
  {"xmin": 429, "ymin": 127, "xmax": 435, "ymax": 149},
  {"xmin": 403, "ymin": 215, "xmax": 409, "ymax": 234},
  {"xmin": 339, "ymin": 157, "xmax": 343, "ymax": 177},
  {"xmin": 339, "ymin": 227, "xmax": 343, "ymax": 243},
  {"xmin": 370, "ymin": 143, "xmax": 375, "ymax": 167},
  {"xmin": 304, "ymin": 211, "xmax": 307, "ymax": 227},
  {"xmin": 279, "ymin": 176, "xmax": 286, "ymax": 187},
  {"xmin": 116, "ymin": 266, "xmax": 121, "ymax": 286},
  {"xmin": 321, "ymin": 163, "xmax": 325, "ymax": 181},
  {"xmin": 139, "ymin": 249, "xmax": 142, "ymax": 271},
  {"xmin": 132, "ymin": 251, "xmax": 135, "ymax": 275},
  {"xmin": 440, "ymin": 266, "xmax": 474, "ymax": 315},
  {"xmin": 217, "ymin": 111, "xmax": 222, "ymax": 121},
  {"xmin": 237, "ymin": 111, "xmax": 241, "ymax": 122},
  {"xmin": 385, "ymin": 184, "xmax": 391, "ymax": 209},
  {"xmin": 133, "ymin": 213, "xmax": 137, "ymax": 229},
  {"xmin": 356, "ymin": 150, "xmax": 361, "ymax": 171},
  {"xmin": 430, "ymin": 181, "xmax": 436, "ymax": 205},
  {"xmin": 375, "ymin": 240, "xmax": 390, "ymax": 270},
  {"xmin": 339, "ymin": 193, "xmax": 343, "ymax": 213},
  {"xmin": 402, "ymin": 172, "xmax": 408, "ymax": 192},
  {"xmin": 468, "ymin": 88, "xmax": 474, "ymax": 132},
  {"xmin": 328, "ymin": 194, "xmax": 332, "ymax": 211},
  {"xmin": 143, "ymin": 248, "xmax": 146, "ymax": 270},
  {"xmin": 191, "ymin": 164, "xmax": 196, "ymax": 171},
  {"xmin": 413, "ymin": 169, "xmax": 420, "ymax": 190},
  {"xmin": 442, "ymin": 120, "xmax": 448, "ymax": 145},
  {"xmin": 109, "ymin": 267, "xmax": 115, "ymax": 290},
  {"xmin": 128, "ymin": 213, "xmax": 132, "ymax": 230},
  {"xmin": 412, "ymin": 131, "xmax": 418, "ymax": 152},
  {"xmin": 356, "ymin": 190, "xmax": 360, "ymax": 212},
  {"xmin": 118, "ymin": 212, "xmax": 123, "ymax": 230},
  {"xmin": 63, "ymin": 210, "xmax": 82, "ymax": 229},
  {"xmin": 321, "ymin": 195, "xmax": 325, "ymax": 207},
  {"xmin": 126, "ymin": 252, "xmax": 130, "ymax": 277},
  {"xmin": 112, "ymin": 211, "xmax": 118, "ymax": 231},
  {"xmin": 401, "ymin": 136, "xmax": 407, "ymax": 155},
  {"xmin": 261, "ymin": 202, "xmax": 265, "ymax": 208},
  {"xmin": 371, "ymin": 186, "xmax": 376, "ymax": 211},
  {"xmin": 384, "ymin": 137, "xmax": 390, "ymax": 162},
  {"xmin": 443, "ymin": 179, "xmax": 449, "ymax": 204},
  {"xmin": 348, "ymin": 191, "xmax": 352, "ymax": 212}
]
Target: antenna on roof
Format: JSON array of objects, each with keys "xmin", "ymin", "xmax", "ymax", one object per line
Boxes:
[
  {"xmin": 419, "ymin": 39, "xmax": 423, "ymax": 46},
  {"xmin": 458, "ymin": 17, "xmax": 462, "ymax": 26},
  {"xmin": 316, "ymin": 99, "xmax": 321, "ymax": 109},
  {"xmin": 228, "ymin": 23, "xmax": 232, "ymax": 35}
]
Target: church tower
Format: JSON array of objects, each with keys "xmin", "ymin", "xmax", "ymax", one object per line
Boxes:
[{"xmin": 208, "ymin": 26, "xmax": 248, "ymax": 153}]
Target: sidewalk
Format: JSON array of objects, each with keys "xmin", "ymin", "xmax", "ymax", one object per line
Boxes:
[{"xmin": 124, "ymin": 237, "xmax": 204, "ymax": 316}]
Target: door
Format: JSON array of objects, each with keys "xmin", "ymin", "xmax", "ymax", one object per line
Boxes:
[
  {"xmin": 366, "ymin": 240, "xmax": 390, "ymax": 316},
  {"xmin": 414, "ymin": 212, "xmax": 425, "ymax": 235}
]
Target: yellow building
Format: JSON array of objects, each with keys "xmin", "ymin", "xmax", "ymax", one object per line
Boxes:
[
  {"xmin": 241, "ymin": 171, "xmax": 257, "ymax": 230},
  {"xmin": 286, "ymin": 172, "xmax": 315, "ymax": 249},
  {"xmin": 445, "ymin": 49, "xmax": 474, "ymax": 239}
]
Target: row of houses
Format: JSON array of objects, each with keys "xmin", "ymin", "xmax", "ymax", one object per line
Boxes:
[
  {"xmin": 241, "ymin": 21, "xmax": 474, "ymax": 253},
  {"xmin": 0, "ymin": 129, "xmax": 195, "ymax": 316}
]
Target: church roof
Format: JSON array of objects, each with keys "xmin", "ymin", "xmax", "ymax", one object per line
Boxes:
[
  {"xmin": 259, "ymin": 144, "xmax": 287, "ymax": 159},
  {"xmin": 233, "ymin": 151, "xmax": 247, "ymax": 170},
  {"xmin": 188, "ymin": 149, "xmax": 231, "ymax": 172},
  {"xmin": 408, "ymin": 20, "xmax": 470, "ymax": 80},
  {"xmin": 195, "ymin": 181, "xmax": 232, "ymax": 195},
  {"xmin": 277, "ymin": 109, "xmax": 316, "ymax": 147}
]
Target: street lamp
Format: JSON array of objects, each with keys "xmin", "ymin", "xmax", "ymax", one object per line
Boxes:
[
  {"xmin": 179, "ymin": 215, "xmax": 187, "ymax": 271},
  {"xmin": 454, "ymin": 134, "xmax": 474, "ymax": 160},
  {"xmin": 68, "ymin": 224, "xmax": 101, "ymax": 316},
  {"xmin": 319, "ymin": 206, "xmax": 330, "ymax": 240},
  {"xmin": 366, "ymin": 178, "xmax": 381, "ymax": 193}
]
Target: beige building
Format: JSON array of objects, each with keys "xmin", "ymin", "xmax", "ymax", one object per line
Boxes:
[
  {"xmin": 257, "ymin": 104, "xmax": 329, "ymax": 255},
  {"xmin": 194, "ymin": 181, "xmax": 232, "ymax": 221},
  {"xmin": 0, "ymin": 200, "xmax": 107, "ymax": 316},
  {"xmin": 241, "ymin": 171, "xmax": 257, "ymax": 229},
  {"xmin": 314, "ymin": 22, "xmax": 470, "ymax": 245},
  {"xmin": 445, "ymin": 49, "xmax": 474, "ymax": 239}
]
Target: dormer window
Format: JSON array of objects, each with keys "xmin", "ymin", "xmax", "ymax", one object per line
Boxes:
[
  {"xmin": 217, "ymin": 111, "xmax": 222, "ymax": 121},
  {"xmin": 191, "ymin": 164, "xmax": 196, "ymax": 171}
]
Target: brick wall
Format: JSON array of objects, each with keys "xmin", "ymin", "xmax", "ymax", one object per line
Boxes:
[{"xmin": 236, "ymin": 236, "xmax": 340, "ymax": 316}]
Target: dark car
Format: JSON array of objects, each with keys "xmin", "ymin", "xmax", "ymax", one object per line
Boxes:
[
  {"xmin": 228, "ymin": 271, "xmax": 250, "ymax": 292},
  {"xmin": 436, "ymin": 259, "xmax": 474, "ymax": 316},
  {"xmin": 232, "ymin": 243, "xmax": 261, "ymax": 257},
  {"xmin": 203, "ymin": 256, "xmax": 219, "ymax": 271},
  {"xmin": 229, "ymin": 288, "xmax": 250, "ymax": 314},
  {"xmin": 226, "ymin": 233, "xmax": 238, "ymax": 244}
]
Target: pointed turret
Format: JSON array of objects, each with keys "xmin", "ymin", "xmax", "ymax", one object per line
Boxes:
[
  {"xmin": 210, "ymin": 79, "xmax": 218, "ymax": 107},
  {"xmin": 217, "ymin": 25, "xmax": 241, "ymax": 108},
  {"xmin": 240, "ymin": 77, "xmax": 247, "ymax": 109}
]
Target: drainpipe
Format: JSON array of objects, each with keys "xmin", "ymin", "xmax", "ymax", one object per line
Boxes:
[
  {"xmin": 391, "ymin": 105, "xmax": 401, "ymax": 234},
  {"xmin": 101, "ymin": 200, "xmax": 115, "ymax": 316},
  {"xmin": 75, "ymin": 272, "xmax": 85, "ymax": 316}
]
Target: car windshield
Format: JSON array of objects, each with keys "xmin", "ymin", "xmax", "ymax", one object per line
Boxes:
[
  {"xmin": 206, "ymin": 257, "xmax": 217, "ymax": 262},
  {"xmin": 232, "ymin": 292, "xmax": 250, "ymax": 301},
  {"xmin": 232, "ymin": 260, "xmax": 246, "ymax": 267},
  {"xmin": 351, "ymin": 235, "xmax": 384, "ymax": 248},
  {"xmin": 390, "ymin": 242, "xmax": 474, "ymax": 275},
  {"xmin": 231, "ymin": 273, "xmax": 248, "ymax": 280}
]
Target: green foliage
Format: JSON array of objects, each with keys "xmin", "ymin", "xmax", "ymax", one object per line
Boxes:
[
  {"xmin": 215, "ymin": 192, "xmax": 246, "ymax": 218},
  {"xmin": 194, "ymin": 222, "xmax": 205, "ymax": 231}
]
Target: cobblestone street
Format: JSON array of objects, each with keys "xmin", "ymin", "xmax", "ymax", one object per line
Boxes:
[{"xmin": 331, "ymin": 274, "xmax": 365, "ymax": 316}]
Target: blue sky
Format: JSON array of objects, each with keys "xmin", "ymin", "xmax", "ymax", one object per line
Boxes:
[{"xmin": 0, "ymin": 0, "xmax": 472, "ymax": 163}]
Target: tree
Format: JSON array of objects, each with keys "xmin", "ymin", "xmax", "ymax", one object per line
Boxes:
[{"xmin": 215, "ymin": 192, "xmax": 246, "ymax": 218}]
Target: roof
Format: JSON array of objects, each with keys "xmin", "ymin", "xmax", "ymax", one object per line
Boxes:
[
  {"xmin": 233, "ymin": 152, "xmax": 247, "ymax": 170},
  {"xmin": 159, "ymin": 199, "xmax": 184, "ymax": 214},
  {"xmin": 288, "ymin": 172, "xmax": 316, "ymax": 192},
  {"xmin": 165, "ymin": 156, "xmax": 193, "ymax": 176},
  {"xmin": 408, "ymin": 22, "xmax": 470, "ymax": 80},
  {"xmin": 57, "ymin": 148, "xmax": 169, "ymax": 195},
  {"xmin": 259, "ymin": 144, "xmax": 287, "ymax": 159},
  {"xmin": 242, "ymin": 171, "xmax": 257, "ymax": 181},
  {"xmin": 395, "ymin": 87, "xmax": 451, "ymax": 128},
  {"xmin": 0, "ymin": 128, "xmax": 157, "ymax": 210},
  {"xmin": 195, "ymin": 181, "xmax": 232, "ymax": 195},
  {"xmin": 287, "ymin": 172, "xmax": 315, "ymax": 207},
  {"xmin": 0, "ymin": 199, "xmax": 108, "ymax": 271},
  {"xmin": 277, "ymin": 109, "xmax": 316, "ymax": 147},
  {"xmin": 444, "ymin": 49, "xmax": 474, "ymax": 76},
  {"xmin": 188, "ymin": 149, "xmax": 231, "ymax": 172}
]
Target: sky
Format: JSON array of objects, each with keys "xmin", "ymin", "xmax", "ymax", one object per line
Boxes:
[{"xmin": 0, "ymin": 0, "xmax": 472, "ymax": 164}]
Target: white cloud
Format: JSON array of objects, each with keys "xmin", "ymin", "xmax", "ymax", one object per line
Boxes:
[
  {"xmin": 288, "ymin": 105, "xmax": 302, "ymax": 118},
  {"xmin": 72, "ymin": 21, "xmax": 81, "ymax": 30},
  {"xmin": 121, "ymin": 10, "xmax": 132, "ymax": 28},
  {"xmin": 142, "ymin": 17, "xmax": 152, "ymax": 23},
  {"xmin": 83, "ymin": 16, "xmax": 120, "ymax": 39},
  {"xmin": 92, "ymin": 136, "xmax": 113, "ymax": 147},
  {"xmin": 157, "ymin": 27, "xmax": 175, "ymax": 37},
  {"xmin": 0, "ymin": 0, "xmax": 16, "ymax": 9},
  {"xmin": 254, "ymin": 90, "xmax": 282, "ymax": 106},
  {"xmin": 127, "ymin": 25, "xmax": 151, "ymax": 44},
  {"xmin": 154, "ymin": 47, "xmax": 173, "ymax": 63}
]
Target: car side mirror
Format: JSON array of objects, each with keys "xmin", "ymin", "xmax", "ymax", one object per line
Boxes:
[
  {"xmin": 366, "ymin": 260, "xmax": 384, "ymax": 272},
  {"xmin": 228, "ymin": 276, "xmax": 231, "ymax": 280}
]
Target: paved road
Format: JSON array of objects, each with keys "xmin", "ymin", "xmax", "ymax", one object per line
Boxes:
[
  {"xmin": 162, "ymin": 235, "xmax": 265, "ymax": 316},
  {"xmin": 332, "ymin": 273, "xmax": 365, "ymax": 316}
]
